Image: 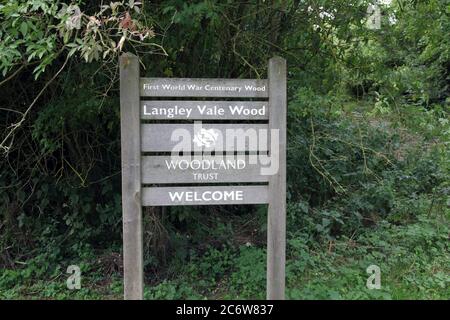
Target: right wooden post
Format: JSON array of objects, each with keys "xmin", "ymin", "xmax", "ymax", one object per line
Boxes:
[{"xmin": 267, "ymin": 57, "xmax": 287, "ymax": 300}]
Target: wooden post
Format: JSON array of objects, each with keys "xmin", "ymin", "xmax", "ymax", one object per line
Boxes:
[
  {"xmin": 120, "ymin": 53, "xmax": 144, "ymax": 300},
  {"xmin": 267, "ymin": 57, "xmax": 287, "ymax": 300}
]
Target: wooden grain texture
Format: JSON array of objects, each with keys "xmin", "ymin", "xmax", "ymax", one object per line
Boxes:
[
  {"xmin": 140, "ymin": 78, "xmax": 268, "ymax": 98},
  {"xmin": 267, "ymin": 57, "xmax": 287, "ymax": 300},
  {"xmin": 120, "ymin": 53, "xmax": 143, "ymax": 300},
  {"xmin": 141, "ymin": 123, "xmax": 269, "ymax": 152},
  {"xmin": 142, "ymin": 185, "xmax": 268, "ymax": 206},
  {"xmin": 141, "ymin": 101, "xmax": 268, "ymax": 120},
  {"xmin": 141, "ymin": 155, "xmax": 270, "ymax": 183}
]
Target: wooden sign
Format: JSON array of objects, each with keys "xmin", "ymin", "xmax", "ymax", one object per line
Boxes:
[
  {"xmin": 141, "ymin": 101, "xmax": 268, "ymax": 120},
  {"xmin": 120, "ymin": 53, "xmax": 286, "ymax": 300},
  {"xmin": 142, "ymin": 185, "xmax": 268, "ymax": 206},
  {"xmin": 140, "ymin": 78, "xmax": 268, "ymax": 97},
  {"xmin": 142, "ymin": 155, "xmax": 269, "ymax": 184},
  {"xmin": 141, "ymin": 123, "xmax": 269, "ymax": 152}
]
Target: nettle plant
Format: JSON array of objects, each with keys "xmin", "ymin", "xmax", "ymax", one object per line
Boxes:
[{"xmin": 0, "ymin": 0, "xmax": 156, "ymax": 79}]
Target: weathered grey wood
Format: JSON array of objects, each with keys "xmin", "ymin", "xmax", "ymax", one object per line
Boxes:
[
  {"xmin": 120, "ymin": 53, "xmax": 143, "ymax": 300},
  {"xmin": 141, "ymin": 123, "xmax": 269, "ymax": 152},
  {"xmin": 267, "ymin": 57, "xmax": 287, "ymax": 300},
  {"xmin": 119, "ymin": 55, "xmax": 286, "ymax": 301},
  {"xmin": 140, "ymin": 78, "xmax": 268, "ymax": 98},
  {"xmin": 142, "ymin": 155, "xmax": 270, "ymax": 183},
  {"xmin": 142, "ymin": 185, "xmax": 268, "ymax": 206},
  {"xmin": 141, "ymin": 101, "xmax": 268, "ymax": 120}
]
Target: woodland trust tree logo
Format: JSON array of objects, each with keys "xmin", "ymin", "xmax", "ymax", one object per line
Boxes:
[{"xmin": 193, "ymin": 128, "xmax": 219, "ymax": 148}]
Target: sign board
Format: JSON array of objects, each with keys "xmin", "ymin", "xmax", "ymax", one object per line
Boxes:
[
  {"xmin": 141, "ymin": 101, "xmax": 268, "ymax": 120},
  {"xmin": 120, "ymin": 53, "xmax": 286, "ymax": 300},
  {"xmin": 142, "ymin": 185, "xmax": 269, "ymax": 206},
  {"xmin": 141, "ymin": 123, "xmax": 269, "ymax": 152},
  {"xmin": 141, "ymin": 155, "xmax": 269, "ymax": 184}
]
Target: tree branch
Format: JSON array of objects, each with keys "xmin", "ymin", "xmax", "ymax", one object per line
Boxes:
[{"xmin": 0, "ymin": 54, "xmax": 70, "ymax": 154}]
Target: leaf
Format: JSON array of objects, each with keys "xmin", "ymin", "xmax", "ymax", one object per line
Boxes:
[
  {"xmin": 117, "ymin": 34, "xmax": 126, "ymax": 51},
  {"xmin": 119, "ymin": 11, "xmax": 134, "ymax": 30},
  {"xmin": 20, "ymin": 21, "xmax": 28, "ymax": 36},
  {"xmin": 68, "ymin": 47, "xmax": 78, "ymax": 57}
]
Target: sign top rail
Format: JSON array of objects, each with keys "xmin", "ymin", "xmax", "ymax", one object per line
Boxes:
[{"xmin": 140, "ymin": 77, "xmax": 269, "ymax": 98}]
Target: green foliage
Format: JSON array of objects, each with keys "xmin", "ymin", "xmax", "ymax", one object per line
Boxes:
[
  {"xmin": 0, "ymin": 0, "xmax": 448, "ymax": 300},
  {"xmin": 0, "ymin": 0, "xmax": 154, "ymax": 78},
  {"xmin": 341, "ymin": 0, "xmax": 449, "ymax": 116},
  {"xmin": 2, "ymin": 212, "xmax": 447, "ymax": 300},
  {"xmin": 144, "ymin": 281, "xmax": 203, "ymax": 300},
  {"xmin": 228, "ymin": 246, "xmax": 266, "ymax": 299}
]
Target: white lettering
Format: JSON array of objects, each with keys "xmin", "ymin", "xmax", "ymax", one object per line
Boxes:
[{"xmin": 168, "ymin": 190, "xmax": 245, "ymax": 203}]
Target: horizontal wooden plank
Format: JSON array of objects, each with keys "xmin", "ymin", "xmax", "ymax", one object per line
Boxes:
[
  {"xmin": 141, "ymin": 123, "xmax": 269, "ymax": 152},
  {"xmin": 140, "ymin": 78, "xmax": 268, "ymax": 98},
  {"xmin": 141, "ymin": 101, "xmax": 268, "ymax": 120},
  {"xmin": 142, "ymin": 185, "xmax": 268, "ymax": 206},
  {"xmin": 142, "ymin": 155, "xmax": 269, "ymax": 184}
]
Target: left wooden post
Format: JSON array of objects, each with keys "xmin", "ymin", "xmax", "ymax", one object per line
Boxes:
[{"xmin": 120, "ymin": 53, "xmax": 144, "ymax": 300}]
